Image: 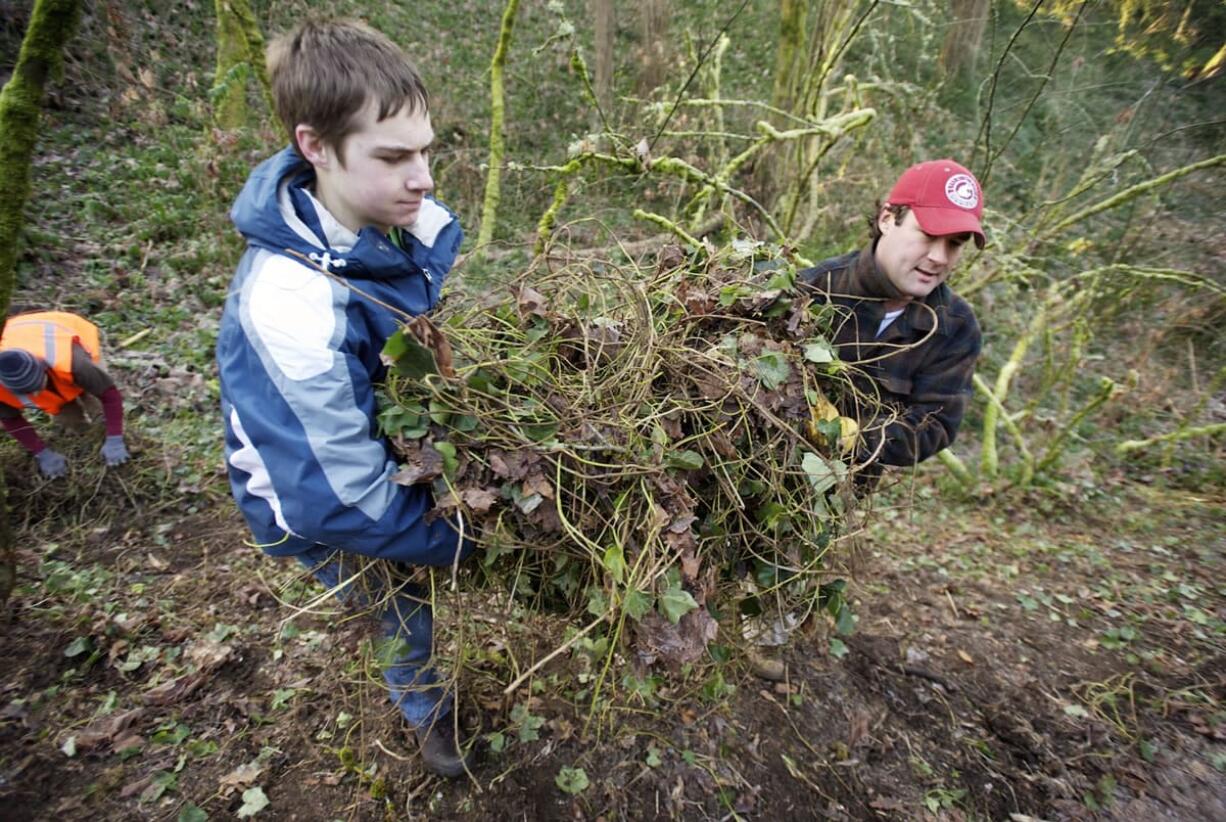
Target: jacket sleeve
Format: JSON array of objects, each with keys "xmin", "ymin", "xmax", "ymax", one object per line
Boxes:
[
  {"xmin": 861, "ymin": 323, "xmax": 981, "ymax": 467},
  {"xmin": 222, "ymin": 255, "xmax": 471, "ymax": 566},
  {"xmin": 69, "ymin": 343, "xmax": 116, "ymax": 395}
]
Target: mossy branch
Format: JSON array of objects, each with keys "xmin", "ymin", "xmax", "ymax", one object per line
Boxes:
[
  {"xmin": 632, "ymin": 209, "xmax": 702, "ymax": 248},
  {"xmin": 1037, "ymin": 377, "xmax": 1117, "ymax": 474},
  {"xmin": 535, "ymin": 176, "xmax": 572, "ymax": 255},
  {"xmin": 1115, "ymin": 423, "xmax": 1226, "ymax": 456},
  {"xmin": 1046, "ymin": 153, "xmax": 1226, "ymax": 235},
  {"xmin": 476, "ymin": 0, "xmax": 521, "ymax": 253},
  {"xmin": 972, "ymin": 373, "xmax": 1034, "ymax": 486},
  {"xmin": 980, "ymin": 303, "xmax": 1047, "ymax": 479},
  {"xmin": 536, "ymin": 150, "xmax": 784, "ymax": 240},
  {"xmin": 936, "ymin": 448, "xmax": 975, "ymax": 489},
  {"xmin": 1069, "ymin": 264, "xmax": 1226, "ymax": 297}
]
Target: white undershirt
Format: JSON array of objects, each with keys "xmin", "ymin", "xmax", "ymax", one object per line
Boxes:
[{"xmin": 876, "ymin": 309, "xmax": 904, "ymax": 338}]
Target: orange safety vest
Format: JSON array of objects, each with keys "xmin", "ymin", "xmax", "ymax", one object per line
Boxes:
[{"xmin": 0, "ymin": 311, "xmax": 102, "ymax": 416}]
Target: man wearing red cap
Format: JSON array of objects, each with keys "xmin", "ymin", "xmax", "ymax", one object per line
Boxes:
[
  {"xmin": 0, "ymin": 311, "xmax": 129, "ymax": 478},
  {"xmin": 801, "ymin": 159, "xmax": 984, "ymax": 482}
]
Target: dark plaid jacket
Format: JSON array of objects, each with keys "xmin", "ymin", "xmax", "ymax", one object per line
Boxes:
[{"xmin": 799, "ymin": 246, "xmax": 981, "ymax": 467}]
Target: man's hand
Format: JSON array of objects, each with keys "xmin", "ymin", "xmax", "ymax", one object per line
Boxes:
[
  {"xmin": 100, "ymin": 435, "xmax": 129, "ymax": 467},
  {"xmin": 36, "ymin": 449, "xmax": 68, "ymax": 478}
]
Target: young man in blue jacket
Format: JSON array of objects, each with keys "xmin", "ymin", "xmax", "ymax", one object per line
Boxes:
[{"xmin": 216, "ymin": 19, "xmax": 473, "ymax": 777}]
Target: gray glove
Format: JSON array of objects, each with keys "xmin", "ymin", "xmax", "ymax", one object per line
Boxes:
[
  {"xmin": 36, "ymin": 448, "xmax": 68, "ymax": 479},
  {"xmin": 100, "ymin": 435, "xmax": 129, "ymax": 467}
]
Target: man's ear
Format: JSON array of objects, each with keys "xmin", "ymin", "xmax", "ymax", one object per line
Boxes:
[
  {"xmin": 877, "ymin": 206, "xmax": 896, "ymax": 234},
  {"xmin": 295, "ymin": 124, "xmax": 330, "ymax": 168}
]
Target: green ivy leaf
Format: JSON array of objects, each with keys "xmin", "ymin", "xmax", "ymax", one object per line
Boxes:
[
  {"xmin": 751, "ymin": 351, "xmax": 791, "ymax": 389},
  {"xmin": 555, "ymin": 766, "xmax": 590, "ymax": 795},
  {"xmin": 659, "ymin": 587, "xmax": 698, "ymax": 624},
  {"xmin": 151, "ymin": 723, "xmax": 191, "ymax": 746},
  {"xmin": 140, "ymin": 771, "xmax": 178, "ymax": 804},
  {"xmin": 428, "ymin": 398, "xmax": 452, "ymax": 427},
  {"xmin": 586, "ymin": 588, "xmax": 609, "ymax": 617},
  {"xmin": 380, "ymin": 329, "xmax": 438, "ymax": 379},
  {"xmin": 829, "ymin": 638, "xmax": 849, "ymax": 659},
  {"xmin": 602, "ymin": 544, "xmax": 626, "ymax": 585},
  {"xmin": 718, "ymin": 284, "xmax": 754, "ymax": 306},
  {"xmin": 803, "ymin": 338, "xmax": 836, "ymax": 363},
  {"xmin": 623, "ymin": 589, "xmax": 653, "ymax": 621},
  {"xmin": 801, "ymin": 452, "xmax": 841, "ymax": 494},
  {"xmin": 664, "ymin": 449, "xmax": 704, "ymax": 471},
  {"xmin": 236, "ymin": 786, "xmax": 269, "ymax": 818},
  {"xmin": 373, "ymin": 637, "xmax": 413, "ymax": 669},
  {"xmin": 835, "ymin": 605, "xmax": 856, "ymax": 636},
  {"xmin": 63, "ymin": 636, "xmax": 92, "ymax": 658},
  {"xmin": 510, "ymin": 703, "xmax": 545, "ymax": 743},
  {"xmin": 432, "ymin": 440, "xmax": 458, "ymax": 479},
  {"xmin": 270, "ymin": 688, "xmax": 297, "ymax": 711},
  {"xmin": 178, "ymin": 803, "xmax": 209, "ymax": 822}
]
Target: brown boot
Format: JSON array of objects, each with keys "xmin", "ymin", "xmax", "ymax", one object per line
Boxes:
[{"xmin": 415, "ymin": 720, "xmax": 474, "ymax": 778}]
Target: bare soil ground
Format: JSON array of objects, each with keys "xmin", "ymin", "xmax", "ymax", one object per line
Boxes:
[{"xmin": 1, "ymin": 453, "xmax": 1221, "ymax": 821}]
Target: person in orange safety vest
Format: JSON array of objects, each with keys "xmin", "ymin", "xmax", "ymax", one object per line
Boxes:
[{"xmin": 0, "ymin": 311, "xmax": 128, "ymax": 478}]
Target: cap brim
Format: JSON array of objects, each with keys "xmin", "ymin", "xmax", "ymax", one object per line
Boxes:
[{"xmin": 911, "ymin": 206, "xmax": 986, "ymax": 249}]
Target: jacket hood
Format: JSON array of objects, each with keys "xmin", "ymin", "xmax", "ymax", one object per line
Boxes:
[{"xmin": 229, "ymin": 146, "xmax": 462, "ymax": 282}]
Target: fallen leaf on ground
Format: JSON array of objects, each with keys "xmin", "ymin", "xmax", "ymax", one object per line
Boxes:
[
  {"xmin": 74, "ymin": 708, "xmax": 145, "ymax": 752},
  {"xmin": 142, "ymin": 673, "xmax": 206, "ymax": 706}
]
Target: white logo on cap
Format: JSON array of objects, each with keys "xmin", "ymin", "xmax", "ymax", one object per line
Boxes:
[{"xmin": 945, "ymin": 174, "xmax": 978, "ymax": 209}]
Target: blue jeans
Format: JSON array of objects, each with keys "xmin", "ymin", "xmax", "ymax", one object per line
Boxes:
[{"xmin": 294, "ymin": 545, "xmax": 449, "ymax": 730}]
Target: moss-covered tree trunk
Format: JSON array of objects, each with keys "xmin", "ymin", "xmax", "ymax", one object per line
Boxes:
[
  {"xmin": 0, "ymin": 0, "xmax": 82, "ymax": 603},
  {"xmin": 211, "ymin": 0, "xmax": 272, "ymax": 130},
  {"xmin": 769, "ymin": 0, "xmax": 806, "ymax": 115},
  {"xmin": 476, "ymin": 0, "xmax": 521, "ymax": 253}
]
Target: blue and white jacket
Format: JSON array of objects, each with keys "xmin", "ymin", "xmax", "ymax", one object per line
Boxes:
[{"xmin": 217, "ymin": 146, "xmax": 471, "ymax": 565}]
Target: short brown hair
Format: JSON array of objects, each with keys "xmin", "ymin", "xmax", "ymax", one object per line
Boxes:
[
  {"xmin": 267, "ymin": 19, "xmax": 429, "ymax": 162},
  {"xmin": 868, "ymin": 202, "xmax": 909, "ymax": 243}
]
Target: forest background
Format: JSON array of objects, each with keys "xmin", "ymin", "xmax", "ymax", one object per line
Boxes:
[{"xmin": 0, "ymin": 0, "xmax": 1223, "ymax": 819}]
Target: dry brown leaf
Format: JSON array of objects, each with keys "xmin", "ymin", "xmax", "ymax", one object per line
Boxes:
[
  {"xmin": 405, "ymin": 314, "xmax": 456, "ymax": 378},
  {"xmin": 219, "ymin": 759, "xmax": 266, "ymax": 790},
  {"xmin": 74, "ymin": 708, "xmax": 145, "ymax": 752},
  {"xmin": 460, "ymin": 487, "xmax": 498, "ymax": 513},
  {"xmin": 186, "ymin": 639, "xmax": 234, "ymax": 672},
  {"xmin": 516, "ymin": 286, "xmax": 549, "ymax": 317},
  {"xmin": 391, "ymin": 441, "xmax": 444, "ymax": 486},
  {"xmin": 142, "ymin": 673, "xmax": 205, "ymax": 706}
]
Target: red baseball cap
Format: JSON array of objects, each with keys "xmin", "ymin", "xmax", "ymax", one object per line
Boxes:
[{"xmin": 886, "ymin": 159, "xmax": 986, "ymax": 248}]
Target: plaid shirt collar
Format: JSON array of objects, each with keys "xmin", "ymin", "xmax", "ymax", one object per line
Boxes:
[{"xmin": 843, "ymin": 244, "xmax": 955, "ymax": 335}]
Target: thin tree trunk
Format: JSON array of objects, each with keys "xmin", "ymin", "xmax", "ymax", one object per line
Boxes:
[
  {"xmin": 939, "ymin": 0, "xmax": 989, "ymax": 77},
  {"xmin": 592, "ymin": 0, "xmax": 615, "ymax": 117},
  {"xmin": 637, "ymin": 0, "xmax": 668, "ymax": 91},
  {"xmin": 0, "ymin": 0, "xmax": 82, "ymax": 603}
]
